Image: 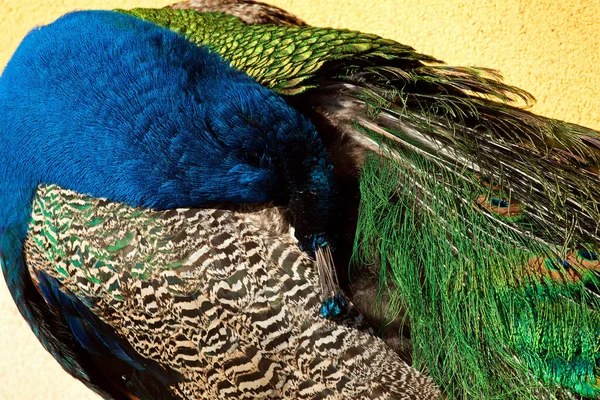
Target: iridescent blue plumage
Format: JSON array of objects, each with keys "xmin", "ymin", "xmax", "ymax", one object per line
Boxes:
[
  {"xmin": 320, "ymin": 293, "xmax": 348, "ymax": 319},
  {"xmin": 0, "ymin": 10, "xmax": 332, "ymax": 211}
]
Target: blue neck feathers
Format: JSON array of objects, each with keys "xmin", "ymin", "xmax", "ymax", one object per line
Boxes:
[{"xmin": 0, "ymin": 9, "xmax": 335, "ymax": 306}]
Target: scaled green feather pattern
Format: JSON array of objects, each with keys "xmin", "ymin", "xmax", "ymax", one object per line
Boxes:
[{"xmin": 119, "ymin": 8, "xmax": 434, "ymax": 95}]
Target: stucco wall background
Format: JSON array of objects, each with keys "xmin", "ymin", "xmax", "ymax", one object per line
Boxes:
[{"xmin": 0, "ymin": 0, "xmax": 598, "ymax": 398}]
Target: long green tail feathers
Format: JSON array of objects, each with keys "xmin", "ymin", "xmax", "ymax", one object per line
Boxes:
[
  {"xmin": 347, "ymin": 35, "xmax": 600, "ymax": 396},
  {"xmin": 356, "ymin": 149, "xmax": 600, "ymax": 398}
]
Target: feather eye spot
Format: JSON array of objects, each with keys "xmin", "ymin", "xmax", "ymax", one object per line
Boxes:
[
  {"xmin": 474, "ymin": 196, "xmax": 521, "ymax": 217},
  {"xmin": 526, "ymin": 251, "xmax": 600, "ymax": 286},
  {"xmin": 490, "ymin": 198, "xmax": 509, "ymax": 208},
  {"xmin": 525, "ymin": 256, "xmax": 582, "ymax": 284},
  {"xmin": 578, "ymin": 249, "xmax": 599, "ymax": 261},
  {"xmin": 544, "ymin": 258, "xmax": 571, "ymax": 271}
]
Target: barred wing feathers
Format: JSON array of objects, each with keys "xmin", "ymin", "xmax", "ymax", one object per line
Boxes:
[{"xmin": 25, "ymin": 185, "xmax": 438, "ymax": 399}]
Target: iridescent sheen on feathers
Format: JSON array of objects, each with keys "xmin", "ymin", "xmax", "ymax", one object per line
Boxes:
[{"xmin": 2, "ymin": 3, "xmax": 600, "ymax": 399}]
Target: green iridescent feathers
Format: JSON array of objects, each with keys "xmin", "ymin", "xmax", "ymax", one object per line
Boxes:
[
  {"xmin": 349, "ymin": 55, "xmax": 600, "ymax": 399},
  {"xmin": 121, "ymin": 6, "xmax": 600, "ymax": 398},
  {"xmin": 357, "ymin": 152, "xmax": 600, "ymax": 398},
  {"xmin": 119, "ymin": 7, "xmax": 433, "ymax": 95}
]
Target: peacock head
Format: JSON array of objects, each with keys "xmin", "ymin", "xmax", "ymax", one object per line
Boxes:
[{"xmin": 0, "ymin": 10, "xmax": 336, "ymax": 253}]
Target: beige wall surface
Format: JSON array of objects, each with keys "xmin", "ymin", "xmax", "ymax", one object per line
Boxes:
[{"xmin": 0, "ymin": 0, "xmax": 598, "ymax": 398}]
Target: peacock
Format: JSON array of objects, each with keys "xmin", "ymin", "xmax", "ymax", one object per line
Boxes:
[{"xmin": 0, "ymin": 1, "xmax": 599, "ymax": 399}]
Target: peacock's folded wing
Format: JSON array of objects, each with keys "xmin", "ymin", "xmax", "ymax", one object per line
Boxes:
[{"xmin": 26, "ymin": 184, "xmax": 438, "ymax": 399}]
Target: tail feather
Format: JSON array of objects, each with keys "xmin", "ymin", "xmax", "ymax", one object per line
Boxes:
[
  {"xmin": 308, "ymin": 62, "xmax": 600, "ymax": 246},
  {"xmin": 301, "ymin": 58, "xmax": 600, "ymax": 398}
]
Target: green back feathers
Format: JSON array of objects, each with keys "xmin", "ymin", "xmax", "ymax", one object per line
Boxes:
[{"xmin": 119, "ymin": 7, "xmax": 433, "ymax": 95}]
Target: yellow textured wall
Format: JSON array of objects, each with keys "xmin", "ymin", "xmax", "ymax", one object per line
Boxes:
[{"xmin": 0, "ymin": 0, "xmax": 598, "ymax": 398}]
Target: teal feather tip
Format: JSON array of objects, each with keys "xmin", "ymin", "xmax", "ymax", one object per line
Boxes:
[{"xmin": 320, "ymin": 293, "xmax": 348, "ymax": 319}]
